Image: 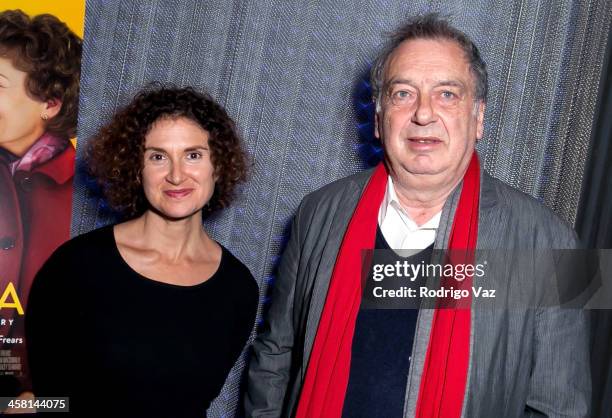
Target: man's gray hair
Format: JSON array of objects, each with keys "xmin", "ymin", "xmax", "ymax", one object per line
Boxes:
[{"xmin": 370, "ymin": 13, "xmax": 488, "ymax": 110}]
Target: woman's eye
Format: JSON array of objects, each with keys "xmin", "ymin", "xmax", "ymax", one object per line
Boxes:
[
  {"xmin": 187, "ymin": 152, "xmax": 202, "ymax": 160},
  {"xmin": 148, "ymin": 153, "xmax": 166, "ymax": 162}
]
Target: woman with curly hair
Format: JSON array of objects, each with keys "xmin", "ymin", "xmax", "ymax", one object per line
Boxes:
[
  {"xmin": 0, "ymin": 9, "xmax": 81, "ymax": 398},
  {"xmin": 26, "ymin": 86, "xmax": 258, "ymax": 417}
]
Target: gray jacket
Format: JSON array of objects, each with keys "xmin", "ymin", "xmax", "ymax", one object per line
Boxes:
[{"xmin": 245, "ymin": 168, "xmax": 590, "ymax": 418}]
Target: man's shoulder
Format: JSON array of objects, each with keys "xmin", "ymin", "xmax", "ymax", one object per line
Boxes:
[
  {"xmin": 288, "ymin": 169, "xmax": 375, "ymax": 241},
  {"xmin": 483, "ymin": 172, "xmax": 563, "ymax": 222},
  {"xmin": 481, "ymin": 172, "xmax": 579, "ymax": 248},
  {"xmin": 299, "ymin": 168, "xmax": 374, "ymax": 211}
]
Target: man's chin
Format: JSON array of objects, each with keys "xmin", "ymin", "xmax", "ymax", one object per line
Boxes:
[{"xmin": 399, "ymin": 163, "xmax": 445, "ymax": 177}]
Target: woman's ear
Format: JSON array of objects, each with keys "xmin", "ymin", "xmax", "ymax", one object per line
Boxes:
[{"xmin": 41, "ymin": 98, "xmax": 63, "ymax": 120}]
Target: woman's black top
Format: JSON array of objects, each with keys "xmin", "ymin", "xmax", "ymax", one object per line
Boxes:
[{"xmin": 26, "ymin": 225, "xmax": 258, "ymax": 417}]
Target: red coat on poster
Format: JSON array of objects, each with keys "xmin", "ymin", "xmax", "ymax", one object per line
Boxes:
[{"xmin": 0, "ymin": 144, "xmax": 74, "ymax": 342}]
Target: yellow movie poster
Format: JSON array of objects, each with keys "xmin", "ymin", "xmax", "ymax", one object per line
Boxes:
[{"xmin": 0, "ymin": 0, "xmax": 84, "ymax": 400}]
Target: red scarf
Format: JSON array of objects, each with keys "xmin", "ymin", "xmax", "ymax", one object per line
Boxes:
[{"xmin": 295, "ymin": 154, "xmax": 480, "ymax": 418}]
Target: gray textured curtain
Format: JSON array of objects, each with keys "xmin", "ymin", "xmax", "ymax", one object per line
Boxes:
[{"xmin": 74, "ymin": 0, "xmax": 612, "ymax": 416}]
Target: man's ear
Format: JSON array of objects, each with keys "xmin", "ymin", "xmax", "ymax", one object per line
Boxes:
[
  {"xmin": 41, "ymin": 98, "xmax": 63, "ymax": 120},
  {"xmin": 476, "ymin": 101, "xmax": 485, "ymax": 140}
]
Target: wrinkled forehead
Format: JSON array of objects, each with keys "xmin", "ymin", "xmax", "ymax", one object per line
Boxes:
[{"xmin": 383, "ymin": 38, "xmax": 475, "ymax": 90}]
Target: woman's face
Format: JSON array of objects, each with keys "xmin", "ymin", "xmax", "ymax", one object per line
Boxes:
[
  {"xmin": 0, "ymin": 56, "xmax": 47, "ymax": 156},
  {"xmin": 141, "ymin": 117, "xmax": 216, "ymax": 220}
]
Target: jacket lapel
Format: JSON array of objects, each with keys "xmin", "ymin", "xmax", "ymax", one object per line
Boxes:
[{"xmin": 302, "ymin": 175, "xmax": 370, "ymax": 372}]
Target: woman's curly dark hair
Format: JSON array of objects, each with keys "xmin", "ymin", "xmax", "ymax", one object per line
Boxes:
[
  {"xmin": 88, "ymin": 85, "xmax": 248, "ymax": 219},
  {"xmin": 0, "ymin": 10, "xmax": 82, "ymax": 140}
]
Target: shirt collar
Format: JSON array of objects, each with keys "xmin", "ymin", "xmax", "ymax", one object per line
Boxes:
[{"xmin": 378, "ymin": 175, "xmax": 442, "ymax": 230}]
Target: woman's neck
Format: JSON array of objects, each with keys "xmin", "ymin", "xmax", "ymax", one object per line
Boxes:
[{"xmin": 121, "ymin": 210, "xmax": 211, "ymax": 262}]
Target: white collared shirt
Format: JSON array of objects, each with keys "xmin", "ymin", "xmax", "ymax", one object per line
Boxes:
[{"xmin": 378, "ymin": 176, "xmax": 441, "ymax": 250}]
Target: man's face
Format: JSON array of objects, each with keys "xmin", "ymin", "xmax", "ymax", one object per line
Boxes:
[{"xmin": 375, "ymin": 38, "xmax": 485, "ymax": 187}]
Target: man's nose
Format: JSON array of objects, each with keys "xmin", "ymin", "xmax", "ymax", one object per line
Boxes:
[
  {"xmin": 411, "ymin": 94, "xmax": 436, "ymax": 125},
  {"xmin": 166, "ymin": 160, "xmax": 185, "ymax": 185}
]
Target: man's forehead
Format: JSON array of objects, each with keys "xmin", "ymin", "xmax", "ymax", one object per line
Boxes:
[
  {"xmin": 386, "ymin": 77, "xmax": 467, "ymax": 89},
  {"xmin": 383, "ymin": 38, "xmax": 474, "ymax": 86},
  {"xmin": 393, "ymin": 37, "xmax": 468, "ymax": 58}
]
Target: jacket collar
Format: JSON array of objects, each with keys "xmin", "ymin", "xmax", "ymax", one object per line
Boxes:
[
  {"xmin": 434, "ymin": 160, "xmax": 499, "ymax": 251},
  {"xmin": 479, "ymin": 171, "xmax": 499, "ymax": 212},
  {"xmin": 31, "ymin": 144, "xmax": 75, "ymax": 185}
]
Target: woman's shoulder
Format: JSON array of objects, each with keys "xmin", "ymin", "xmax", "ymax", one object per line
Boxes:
[
  {"xmin": 31, "ymin": 225, "xmax": 117, "ymax": 298},
  {"xmin": 39, "ymin": 225, "xmax": 119, "ymax": 282},
  {"xmin": 215, "ymin": 245, "xmax": 259, "ymax": 323},
  {"xmin": 217, "ymin": 245, "xmax": 259, "ymax": 295},
  {"xmin": 53, "ymin": 224, "xmax": 116, "ymax": 260}
]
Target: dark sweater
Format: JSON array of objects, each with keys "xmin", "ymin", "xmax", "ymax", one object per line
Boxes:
[
  {"xmin": 26, "ymin": 225, "xmax": 258, "ymax": 417},
  {"xmin": 342, "ymin": 227, "xmax": 433, "ymax": 418}
]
